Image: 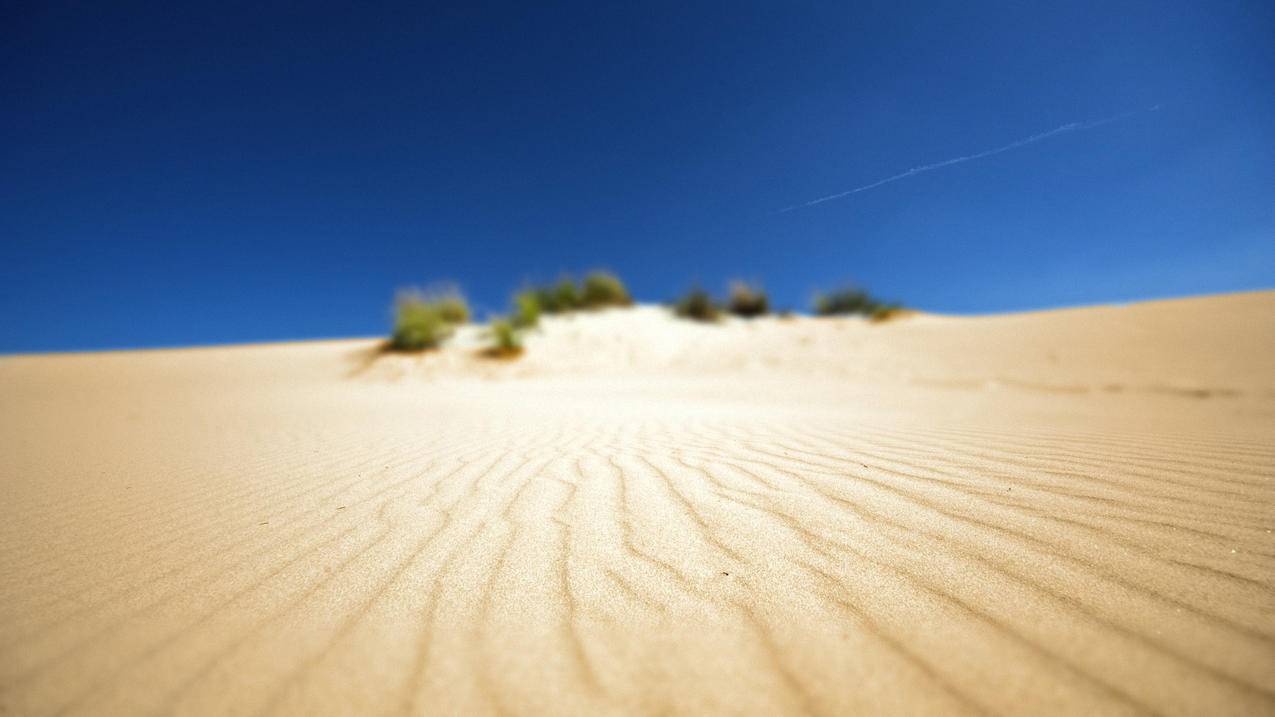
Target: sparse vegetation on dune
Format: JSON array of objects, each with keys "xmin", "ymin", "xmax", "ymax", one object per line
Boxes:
[
  {"xmin": 580, "ymin": 271, "xmax": 632, "ymax": 308},
  {"xmin": 434, "ymin": 295, "xmax": 470, "ymax": 324},
  {"xmin": 727, "ymin": 281, "xmax": 769, "ymax": 318},
  {"xmin": 531, "ymin": 287, "xmax": 558, "ymax": 314},
  {"xmin": 527, "ymin": 277, "xmax": 578, "ymax": 314},
  {"xmin": 391, "ymin": 302, "xmax": 448, "ymax": 350},
  {"xmin": 814, "ymin": 287, "xmax": 904, "ymax": 321},
  {"xmin": 673, "ymin": 280, "xmax": 769, "ymax": 322},
  {"xmin": 512, "ymin": 291, "xmax": 541, "ymax": 328},
  {"xmin": 869, "ymin": 303, "xmax": 908, "ymax": 323},
  {"xmin": 483, "ymin": 318, "xmax": 524, "ymax": 358},
  {"xmin": 383, "ymin": 274, "xmax": 905, "ymax": 354},
  {"xmin": 387, "ymin": 288, "xmax": 471, "ymax": 351},
  {"xmin": 551, "ymin": 278, "xmax": 581, "ymax": 312},
  {"xmin": 674, "ymin": 287, "xmax": 721, "ymax": 322},
  {"xmin": 523, "ymin": 271, "xmax": 631, "ymax": 315},
  {"xmin": 814, "ymin": 288, "xmax": 873, "ymax": 316},
  {"xmin": 385, "ymin": 271, "xmax": 640, "ymax": 358}
]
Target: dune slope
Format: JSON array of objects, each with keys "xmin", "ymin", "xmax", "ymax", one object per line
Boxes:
[{"xmin": 1, "ymin": 291, "xmax": 1273, "ymax": 716}]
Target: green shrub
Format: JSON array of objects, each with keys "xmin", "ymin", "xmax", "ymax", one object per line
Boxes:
[
  {"xmin": 727, "ymin": 281, "xmax": 769, "ymax": 318},
  {"xmin": 532, "ymin": 286, "xmax": 559, "ymax": 313},
  {"xmin": 525, "ymin": 278, "xmax": 580, "ymax": 314},
  {"xmin": 814, "ymin": 287, "xmax": 904, "ymax": 320},
  {"xmin": 869, "ymin": 303, "xmax": 906, "ymax": 323},
  {"xmin": 388, "ymin": 288, "xmax": 469, "ymax": 351},
  {"xmin": 512, "ymin": 291, "xmax": 541, "ymax": 328},
  {"xmin": 580, "ymin": 271, "xmax": 631, "ymax": 308},
  {"xmin": 390, "ymin": 297, "xmax": 454, "ymax": 351},
  {"xmin": 674, "ymin": 288, "xmax": 720, "ymax": 322},
  {"xmin": 551, "ymin": 278, "xmax": 580, "ymax": 312},
  {"xmin": 434, "ymin": 294, "xmax": 470, "ymax": 324},
  {"xmin": 814, "ymin": 288, "xmax": 875, "ymax": 316},
  {"xmin": 522, "ymin": 272, "xmax": 630, "ymax": 315},
  {"xmin": 484, "ymin": 318, "xmax": 524, "ymax": 357}
]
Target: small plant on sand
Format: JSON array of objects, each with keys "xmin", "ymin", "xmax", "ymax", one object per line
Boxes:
[
  {"xmin": 512, "ymin": 291, "xmax": 541, "ymax": 328},
  {"xmin": 388, "ymin": 288, "xmax": 470, "ymax": 351},
  {"xmin": 525, "ymin": 272, "xmax": 631, "ymax": 314},
  {"xmin": 532, "ymin": 287, "xmax": 558, "ymax": 313},
  {"xmin": 528, "ymin": 278, "xmax": 577, "ymax": 313},
  {"xmin": 391, "ymin": 298, "xmax": 451, "ymax": 351},
  {"xmin": 483, "ymin": 318, "xmax": 524, "ymax": 358},
  {"xmin": 869, "ymin": 303, "xmax": 906, "ymax": 323},
  {"xmin": 814, "ymin": 287, "xmax": 905, "ymax": 322},
  {"xmin": 434, "ymin": 294, "xmax": 470, "ymax": 324},
  {"xmin": 580, "ymin": 271, "xmax": 632, "ymax": 308},
  {"xmin": 727, "ymin": 281, "xmax": 769, "ymax": 318},
  {"xmin": 553, "ymin": 276, "xmax": 583, "ymax": 310},
  {"xmin": 674, "ymin": 287, "xmax": 721, "ymax": 322},
  {"xmin": 526, "ymin": 279, "xmax": 570, "ymax": 314},
  {"xmin": 814, "ymin": 288, "xmax": 876, "ymax": 316}
]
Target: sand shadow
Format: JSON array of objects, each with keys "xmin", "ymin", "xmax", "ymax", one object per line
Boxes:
[{"xmin": 344, "ymin": 341, "xmax": 441, "ymax": 378}]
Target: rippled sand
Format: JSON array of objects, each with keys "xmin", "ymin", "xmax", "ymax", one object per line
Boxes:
[{"xmin": 2, "ymin": 291, "xmax": 1273, "ymax": 715}]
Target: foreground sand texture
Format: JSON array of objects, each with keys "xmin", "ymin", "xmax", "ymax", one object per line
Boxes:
[{"xmin": 2, "ymin": 292, "xmax": 1274, "ymax": 716}]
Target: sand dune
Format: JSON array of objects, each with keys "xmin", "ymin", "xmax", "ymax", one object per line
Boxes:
[{"xmin": 2, "ymin": 291, "xmax": 1273, "ymax": 716}]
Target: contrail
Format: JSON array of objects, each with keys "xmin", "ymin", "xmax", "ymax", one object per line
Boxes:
[{"xmin": 777, "ymin": 105, "xmax": 1160, "ymax": 213}]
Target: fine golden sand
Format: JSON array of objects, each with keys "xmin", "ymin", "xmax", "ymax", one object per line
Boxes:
[{"xmin": 2, "ymin": 291, "xmax": 1273, "ymax": 716}]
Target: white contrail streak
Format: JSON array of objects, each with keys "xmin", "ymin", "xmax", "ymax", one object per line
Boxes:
[{"xmin": 777, "ymin": 105, "xmax": 1160, "ymax": 213}]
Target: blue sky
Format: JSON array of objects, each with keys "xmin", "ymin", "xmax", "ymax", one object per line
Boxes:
[{"xmin": 2, "ymin": 1, "xmax": 1272, "ymax": 352}]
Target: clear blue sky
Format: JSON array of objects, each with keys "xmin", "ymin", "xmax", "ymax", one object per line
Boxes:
[{"xmin": 3, "ymin": 1, "xmax": 1272, "ymax": 352}]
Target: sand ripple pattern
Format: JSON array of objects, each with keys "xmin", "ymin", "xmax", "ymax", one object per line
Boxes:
[{"xmin": 2, "ymin": 400, "xmax": 1273, "ymax": 716}]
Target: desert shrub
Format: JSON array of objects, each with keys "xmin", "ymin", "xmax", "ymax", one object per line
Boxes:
[
  {"xmin": 532, "ymin": 286, "xmax": 559, "ymax": 313},
  {"xmin": 727, "ymin": 281, "xmax": 769, "ymax": 318},
  {"xmin": 512, "ymin": 291, "xmax": 541, "ymax": 328},
  {"xmin": 434, "ymin": 294, "xmax": 470, "ymax": 324},
  {"xmin": 391, "ymin": 297, "xmax": 454, "ymax": 351},
  {"xmin": 523, "ymin": 278, "xmax": 578, "ymax": 314},
  {"xmin": 529, "ymin": 278, "xmax": 580, "ymax": 313},
  {"xmin": 485, "ymin": 318, "xmax": 524, "ymax": 357},
  {"xmin": 388, "ymin": 288, "xmax": 469, "ymax": 351},
  {"xmin": 869, "ymin": 303, "xmax": 906, "ymax": 323},
  {"xmin": 522, "ymin": 272, "xmax": 630, "ymax": 315},
  {"xmin": 580, "ymin": 271, "xmax": 631, "ymax": 308},
  {"xmin": 550, "ymin": 278, "xmax": 580, "ymax": 312},
  {"xmin": 814, "ymin": 287, "xmax": 905, "ymax": 321},
  {"xmin": 674, "ymin": 288, "xmax": 720, "ymax": 322},
  {"xmin": 814, "ymin": 288, "xmax": 875, "ymax": 316}
]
